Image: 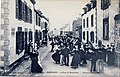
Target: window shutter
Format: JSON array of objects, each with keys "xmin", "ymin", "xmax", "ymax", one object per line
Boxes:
[
  {"xmin": 30, "ymin": 9, "xmax": 32, "ymax": 23},
  {"xmin": 18, "ymin": 0, "xmax": 22, "ymax": 19},
  {"xmin": 101, "ymin": 0, "xmax": 103, "ymax": 9},
  {"xmin": 16, "ymin": 0, "xmax": 19, "ymax": 19}
]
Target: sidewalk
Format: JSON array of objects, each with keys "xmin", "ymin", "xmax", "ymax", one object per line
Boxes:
[{"xmin": 9, "ymin": 42, "xmax": 51, "ymax": 76}]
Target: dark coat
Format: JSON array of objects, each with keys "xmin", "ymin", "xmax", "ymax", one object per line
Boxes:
[
  {"xmin": 30, "ymin": 52, "xmax": 43, "ymax": 73},
  {"xmin": 52, "ymin": 49, "xmax": 61, "ymax": 63},
  {"xmin": 71, "ymin": 50, "xmax": 80, "ymax": 67},
  {"xmin": 61, "ymin": 47, "xmax": 70, "ymax": 56}
]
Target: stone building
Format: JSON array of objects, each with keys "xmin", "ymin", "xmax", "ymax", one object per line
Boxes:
[{"xmin": 0, "ymin": 0, "xmax": 49, "ymax": 74}]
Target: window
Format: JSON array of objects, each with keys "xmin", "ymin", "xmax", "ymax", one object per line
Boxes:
[
  {"xmin": 25, "ymin": 4, "xmax": 28, "ymax": 22},
  {"xmin": 119, "ymin": 28, "xmax": 120, "ymax": 36},
  {"xmin": 103, "ymin": 17, "xmax": 109, "ymax": 40},
  {"xmin": 35, "ymin": 30, "xmax": 39, "ymax": 42},
  {"xmin": 36, "ymin": 13, "xmax": 39, "ymax": 25},
  {"xmin": 83, "ymin": 19, "xmax": 85, "ymax": 28},
  {"xmin": 28, "ymin": 8, "xmax": 30, "ymax": 23},
  {"xmin": 101, "ymin": 0, "xmax": 111, "ymax": 10},
  {"xmin": 39, "ymin": 16, "xmax": 41, "ymax": 26},
  {"xmin": 117, "ymin": 42, "xmax": 120, "ymax": 51},
  {"xmin": 86, "ymin": 4, "xmax": 91, "ymax": 11},
  {"xmin": 29, "ymin": 31, "xmax": 33, "ymax": 41},
  {"xmin": 30, "ymin": 9, "xmax": 32, "ymax": 23},
  {"xmin": 39, "ymin": 31, "xmax": 42, "ymax": 40},
  {"xmin": 16, "ymin": 0, "xmax": 22, "ymax": 19},
  {"xmin": 16, "ymin": 0, "xmax": 32, "ymax": 23},
  {"xmin": 16, "ymin": 0, "xmax": 19, "ymax": 19},
  {"xmin": 22, "ymin": 2, "xmax": 25, "ymax": 20},
  {"xmin": 91, "ymin": 15, "xmax": 94, "ymax": 27},
  {"xmin": 83, "ymin": 31, "xmax": 85, "ymax": 40},
  {"xmin": 90, "ymin": 31, "xmax": 94, "ymax": 43},
  {"xmin": 16, "ymin": 27, "xmax": 24, "ymax": 55},
  {"xmin": 87, "ymin": 17, "xmax": 89, "ymax": 28},
  {"xmin": 87, "ymin": 31, "xmax": 89, "ymax": 42}
]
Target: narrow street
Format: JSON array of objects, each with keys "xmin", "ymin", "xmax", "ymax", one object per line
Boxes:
[
  {"xmin": 9, "ymin": 43, "xmax": 119, "ymax": 77},
  {"xmin": 30, "ymin": 52, "xmax": 119, "ymax": 77}
]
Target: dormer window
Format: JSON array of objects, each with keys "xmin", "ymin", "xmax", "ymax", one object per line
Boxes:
[
  {"xmin": 83, "ymin": 7, "xmax": 87, "ymax": 14},
  {"xmin": 86, "ymin": 3, "xmax": 91, "ymax": 11},
  {"xmin": 90, "ymin": 0, "xmax": 96, "ymax": 8},
  {"xmin": 101, "ymin": 0, "xmax": 111, "ymax": 10},
  {"xmin": 30, "ymin": 0, "xmax": 36, "ymax": 5}
]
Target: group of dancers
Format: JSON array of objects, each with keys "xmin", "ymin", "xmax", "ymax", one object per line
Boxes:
[
  {"xmin": 50, "ymin": 35, "xmax": 115, "ymax": 73},
  {"xmin": 50, "ymin": 35, "xmax": 88, "ymax": 69}
]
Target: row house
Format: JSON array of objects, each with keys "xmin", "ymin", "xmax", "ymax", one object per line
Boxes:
[
  {"xmin": 82, "ymin": 0, "xmax": 96, "ymax": 44},
  {"xmin": 34, "ymin": 9, "xmax": 49, "ymax": 46},
  {"xmin": 0, "ymin": 0, "xmax": 49, "ymax": 74},
  {"xmin": 82, "ymin": 0, "xmax": 120, "ymax": 67},
  {"xmin": 34, "ymin": 10, "xmax": 43, "ymax": 47},
  {"xmin": 40, "ymin": 15, "xmax": 49, "ymax": 45}
]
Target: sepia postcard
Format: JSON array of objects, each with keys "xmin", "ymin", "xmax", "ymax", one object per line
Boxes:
[{"xmin": 0, "ymin": 0, "xmax": 120, "ymax": 77}]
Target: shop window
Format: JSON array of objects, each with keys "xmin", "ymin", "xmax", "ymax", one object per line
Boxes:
[{"xmin": 103, "ymin": 17, "xmax": 109, "ymax": 40}]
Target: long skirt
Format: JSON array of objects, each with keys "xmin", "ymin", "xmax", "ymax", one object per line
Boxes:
[
  {"xmin": 52, "ymin": 53, "xmax": 60, "ymax": 63},
  {"xmin": 31, "ymin": 60, "xmax": 43, "ymax": 73},
  {"xmin": 71, "ymin": 53, "xmax": 80, "ymax": 68}
]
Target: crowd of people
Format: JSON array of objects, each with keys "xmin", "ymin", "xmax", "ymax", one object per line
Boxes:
[
  {"xmin": 26, "ymin": 34, "xmax": 115, "ymax": 73},
  {"xmin": 50, "ymin": 35, "xmax": 115, "ymax": 73}
]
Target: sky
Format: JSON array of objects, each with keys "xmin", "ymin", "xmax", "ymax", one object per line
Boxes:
[{"xmin": 36, "ymin": 0, "xmax": 89, "ymax": 31}]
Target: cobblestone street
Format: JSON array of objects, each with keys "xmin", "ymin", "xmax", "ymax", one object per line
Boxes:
[{"xmin": 8, "ymin": 43, "xmax": 120, "ymax": 77}]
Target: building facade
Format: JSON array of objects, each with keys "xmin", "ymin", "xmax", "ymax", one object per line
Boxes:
[
  {"xmin": 97, "ymin": 0, "xmax": 119, "ymax": 67},
  {"xmin": 0, "ymin": 0, "xmax": 49, "ymax": 73},
  {"xmin": 82, "ymin": 0, "xmax": 96, "ymax": 44},
  {"xmin": 82, "ymin": 0, "xmax": 120, "ymax": 67}
]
